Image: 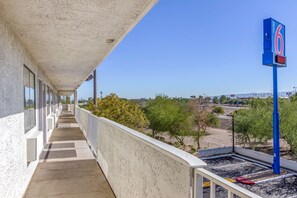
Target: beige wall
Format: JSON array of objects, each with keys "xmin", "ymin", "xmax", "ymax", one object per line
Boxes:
[
  {"xmin": 75, "ymin": 107, "xmax": 206, "ymax": 198},
  {"xmin": 0, "ymin": 17, "xmax": 57, "ymax": 197}
]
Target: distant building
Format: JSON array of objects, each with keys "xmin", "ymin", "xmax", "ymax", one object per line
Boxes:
[{"xmin": 212, "ymin": 91, "xmax": 293, "ymax": 100}]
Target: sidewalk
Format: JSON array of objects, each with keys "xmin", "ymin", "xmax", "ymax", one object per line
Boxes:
[{"xmin": 24, "ymin": 111, "xmax": 115, "ymax": 198}]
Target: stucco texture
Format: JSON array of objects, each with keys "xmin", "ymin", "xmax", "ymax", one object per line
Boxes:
[
  {"xmin": 96, "ymin": 119, "xmax": 192, "ymax": 198},
  {"xmin": 0, "ymin": 0, "xmax": 157, "ymax": 91},
  {"xmin": 0, "ymin": 17, "xmax": 56, "ymax": 197}
]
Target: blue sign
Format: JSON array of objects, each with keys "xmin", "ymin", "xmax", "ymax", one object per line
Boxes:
[
  {"xmin": 262, "ymin": 18, "xmax": 286, "ymax": 67},
  {"xmin": 262, "ymin": 18, "xmax": 287, "ymax": 175}
]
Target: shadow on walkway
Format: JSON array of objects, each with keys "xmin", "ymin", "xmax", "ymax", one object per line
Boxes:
[{"xmin": 25, "ymin": 111, "xmax": 115, "ymax": 198}]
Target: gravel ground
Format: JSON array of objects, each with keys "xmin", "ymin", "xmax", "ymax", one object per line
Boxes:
[
  {"xmin": 203, "ymin": 155, "xmax": 297, "ymax": 198},
  {"xmin": 242, "ymin": 175, "xmax": 297, "ymax": 198},
  {"xmin": 203, "ymin": 156, "xmax": 243, "ymax": 167}
]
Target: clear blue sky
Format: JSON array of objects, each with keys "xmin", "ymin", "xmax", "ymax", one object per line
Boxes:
[{"xmin": 77, "ymin": 0, "xmax": 297, "ymax": 100}]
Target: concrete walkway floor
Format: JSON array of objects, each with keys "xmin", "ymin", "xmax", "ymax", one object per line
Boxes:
[{"xmin": 25, "ymin": 111, "xmax": 115, "ymax": 198}]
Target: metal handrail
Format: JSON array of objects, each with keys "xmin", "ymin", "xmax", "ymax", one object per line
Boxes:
[{"xmin": 194, "ymin": 168, "xmax": 262, "ymax": 198}]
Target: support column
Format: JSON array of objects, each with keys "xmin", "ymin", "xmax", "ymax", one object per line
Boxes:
[
  {"xmin": 74, "ymin": 90, "xmax": 78, "ymax": 116},
  {"xmin": 93, "ymin": 69, "xmax": 97, "ymax": 107}
]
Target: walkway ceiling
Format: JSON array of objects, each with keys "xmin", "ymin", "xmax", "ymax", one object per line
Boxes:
[{"xmin": 0, "ymin": 0, "xmax": 157, "ymax": 92}]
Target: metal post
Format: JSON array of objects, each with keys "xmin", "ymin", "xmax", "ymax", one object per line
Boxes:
[
  {"xmin": 272, "ymin": 65, "xmax": 280, "ymax": 174},
  {"xmin": 93, "ymin": 69, "xmax": 97, "ymax": 107},
  {"xmin": 232, "ymin": 115, "xmax": 235, "ymax": 153}
]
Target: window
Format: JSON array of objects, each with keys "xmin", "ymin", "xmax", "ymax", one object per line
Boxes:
[
  {"xmin": 23, "ymin": 65, "xmax": 36, "ymax": 133},
  {"xmin": 46, "ymin": 86, "xmax": 50, "ymax": 115}
]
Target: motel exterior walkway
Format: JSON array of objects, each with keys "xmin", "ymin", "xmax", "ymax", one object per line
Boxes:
[
  {"xmin": 22, "ymin": 106, "xmax": 260, "ymax": 198},
  {"xmin": 0, "ymin": 1, "xmax": 261, "ymax": 197},
  {"xmin": 24, "ymin": 111, "xmax": 115, "ymax": 198}
]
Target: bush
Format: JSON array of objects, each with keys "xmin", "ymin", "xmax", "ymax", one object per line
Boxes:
[
  {"xmin": 212, "ymin": 106, "xmax": 225, "ymax": 115},
  {"xmin": 92, "ymin": 94, "xmax": 148, "ymax": 131}
]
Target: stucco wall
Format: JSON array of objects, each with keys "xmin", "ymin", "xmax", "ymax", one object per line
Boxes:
[
  {"xmin": 0, "ymin": 17, "xmax": 57, "ymax": 197},
  {"xmin": 75, "ymin": 107, "xmax": 206, "ymax": 198}
]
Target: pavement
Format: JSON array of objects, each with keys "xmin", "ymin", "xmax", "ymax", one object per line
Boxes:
[{"xmin": 24, "ymin": 111, "xmax": 115, "ymax": 198}]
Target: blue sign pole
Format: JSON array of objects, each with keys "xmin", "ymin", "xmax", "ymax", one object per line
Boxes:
[
  {"xmin": 262, "ymin": 18, "xmax": 286, "ymax": 174},
  {"xmin": 272, "ymin": 65, "xmax": 280, "ymax": 174}
]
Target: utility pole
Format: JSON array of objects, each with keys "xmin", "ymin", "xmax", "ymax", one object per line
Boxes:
[
  {"xmin": 227, "ymin": 114, "xmax": 235, "ymax": 153},
  {"xmin": 232, "ymin": 114, "xmax": 235, "ymax": 153}
]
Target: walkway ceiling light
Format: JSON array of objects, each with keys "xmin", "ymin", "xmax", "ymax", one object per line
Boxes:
[
  {"xmin": 85, "ymin": 74, "xmax": 94, "ymax": 81},
  {"xmin": 106, "ymin": 39, "xmax": 115, "ymax": 43}
]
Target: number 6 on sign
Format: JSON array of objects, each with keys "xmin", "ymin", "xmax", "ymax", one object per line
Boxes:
[
  {"xmin": 262, "ymin": 18, "xmax": 286, "ymax": 67},
  {"xmin": 275, "ymin": 24, "xmax": 284, "ymax": 56}
]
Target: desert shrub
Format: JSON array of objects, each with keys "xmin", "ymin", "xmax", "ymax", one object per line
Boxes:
[
  {"xmin": 234, "ymin": 98, "xmax": 297, "ymax": 154},
  {"xmin": 212, "ymin": 106, "xmax": 225, "ymax": 115},
  {"xmin": 280, "ymin": 100, "xmax": 297, "ymax": 154}
]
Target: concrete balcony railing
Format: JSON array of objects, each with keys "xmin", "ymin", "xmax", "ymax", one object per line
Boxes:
[
  {"xmin": 74, "ymin": 106, "xmax": 260, "ymax": 198},
  {"xmin": 75, "ymin": 106, "xmax": 206, "ymax": 197}
]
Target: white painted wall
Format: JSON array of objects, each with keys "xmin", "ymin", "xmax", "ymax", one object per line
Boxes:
[
  {"xmin": 235, "ymin": 147, "xmax": 297, "ymax": 172},
  {"xmin": 75, "ymin": 108, "xmax": 98, "ymax": 155},
  {"xmin": 0, "ymin": 17, "xmax": 59, "ymax": 197},
  {"xmin": 75, "ymin": 107, "xmax": 206, "ymax": 198},
  {"xmin": 198, "ymin": 146, "xmax": 233, "ymax": 158}
]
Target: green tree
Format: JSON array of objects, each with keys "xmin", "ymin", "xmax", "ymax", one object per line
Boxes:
[
  {"xmin": 234, "ymin": 108, "xmax": 272, "ymax": 150},
  {"xmin": 93, "ymin": 94, "xmax": 148, "ymax": 131},
  {"xmin": 219, "ymin": 95, "xmax": 227, "ymax": 104},
  {"xmin": 146, "ymin": 95, "xmax": 176, "ymax": 137},
  {"xmin": 213, "ymin": 96, "xmax": 219, "ymax": 104},
  {"xmin": 172, "ymin": 97, "xmax": 189, "ymax": 107},
  {"xmin": 146, "ymin": 95, "xmax": 191, "ymax": 145},
  {"xmin": 234, "ymin": 98, "xmax": 274, "ymax": 149},
  {"xmin": 234, "ymin": 97, "xmax": 297, "ymax": 154},
  {"xmin": 167, "ymin": 106, "xmax": 192, "ymax": 146},
  {"xmin": 188, "ymin": 99, "xmax": 219, "ymax": 150},
  {"xmin": 290, "ymin": 93, "xmax": 297, "ymax": 102},
  {"xmin": 279, "ymin": 100, "xmax": 297, "ymax": 154},
  {"xmin": 198, "ymin": 95, "xmax": 204, "ymax": 104}
]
